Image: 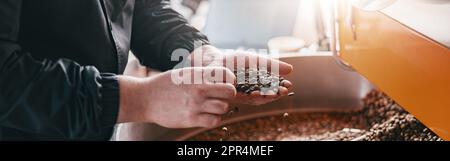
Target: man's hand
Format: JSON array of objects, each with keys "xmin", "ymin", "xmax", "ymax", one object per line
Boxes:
[
  {"xmin": 187, "ymin": 45, "xmax": 294, "ymax": 105},
  {"xmin": 117, "ymin": 67, "xmax": 236, "ymax": 128}
]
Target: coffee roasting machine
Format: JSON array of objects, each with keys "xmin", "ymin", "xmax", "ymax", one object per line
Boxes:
[{"xmin": 334, "ymin": 0, "xmax": 450, "ymax": 140}]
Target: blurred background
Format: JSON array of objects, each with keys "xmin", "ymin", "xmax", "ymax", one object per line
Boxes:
[
  {"xmin": 171, "ymin": 0, "xmax": 333, "ymax": 53},
  {"xmin": 119, "ymin": 0, "xmax": 450, "ymax": 141}
]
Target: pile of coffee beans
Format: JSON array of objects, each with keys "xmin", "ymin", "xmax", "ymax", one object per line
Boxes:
[
  {"xmin": 354, "ymin": 90, "xmax": 442, "ymax": 141},
  {"xmin": 189, "ymin": 90, "xmax": 443, "ymax": 141},
  {"xmin": 234, "ymin": 68, "xmax": 285, "ymax": 94},
  {"xmin": 190, "ymin": 111, "xmax": 367, "ymax": 141}
]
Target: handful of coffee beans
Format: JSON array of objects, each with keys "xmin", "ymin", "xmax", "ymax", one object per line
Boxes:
[{"xmin": 234, "ymin": 68, "xmax": 285, "ymax": 95}]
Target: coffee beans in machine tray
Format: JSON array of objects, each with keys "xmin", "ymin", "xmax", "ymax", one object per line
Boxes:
[
  {"xmin": 189, "ymin": 90, "xmax": 442, "ymax": 141},
  {"xmin": 354, "ymin": 90, "xmax": 442, "ymax": 141}
]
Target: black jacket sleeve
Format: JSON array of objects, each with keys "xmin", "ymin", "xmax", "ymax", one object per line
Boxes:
[
  {"xmin": 0, "ymin": 0, "xmax": 119, "ymax": 140},
  {"xmin": 131, "ymin": 0, "xmax": 209, "ymax": 71}
]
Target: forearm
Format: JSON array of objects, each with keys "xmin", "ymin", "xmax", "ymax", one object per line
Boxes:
[{"xmin": 0, "ymin": 47, "xmax": 119, "ymax": 140}]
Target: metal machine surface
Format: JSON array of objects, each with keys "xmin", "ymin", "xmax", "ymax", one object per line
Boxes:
[{"xmin": 335, "ymin": 0, "xmax": 450, "ymax": 140}]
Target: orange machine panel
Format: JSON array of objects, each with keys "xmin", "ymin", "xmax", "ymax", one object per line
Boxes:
[{"xmin": 336, "ymin": 0, "xmax": 450, "ymax": 140}]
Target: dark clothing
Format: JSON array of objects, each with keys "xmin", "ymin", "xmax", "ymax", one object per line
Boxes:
[{"xmin": 0, "ymin": 0, "xmax": 208, "ymax": 140}]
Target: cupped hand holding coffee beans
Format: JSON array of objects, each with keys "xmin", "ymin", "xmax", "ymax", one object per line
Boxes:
[{"xmin": 187, "ymin": 45, "xmax": 294, "ymax": 105}]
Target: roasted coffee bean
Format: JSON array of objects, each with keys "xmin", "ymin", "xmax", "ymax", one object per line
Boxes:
[
  {"xmin": 226, "ymin": 107, "xmax": 239, "ymax": 116},
  {"xmin": 233, "ymin": 107, "xmax": 240, "ymax": 113},
  {"xmin": 234, "ymin": 69, "xmax": 286, "ymax": 94}
]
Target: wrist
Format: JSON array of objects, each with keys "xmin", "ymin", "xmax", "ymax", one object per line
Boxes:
[{"xmin": 117, "ymin": 75, "xmax": 146, "ymax": 123}]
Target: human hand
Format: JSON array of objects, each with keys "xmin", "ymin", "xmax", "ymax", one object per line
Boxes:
[{"xmin": 117, "ymin": 66, "xmax": 236, "ymax": 128}]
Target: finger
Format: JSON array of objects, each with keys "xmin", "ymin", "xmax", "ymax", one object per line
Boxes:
[
  {"xmin": 261, "ymin": 90, "xmax": 278, "ymax": 98},
  {"xmin": 202, "ymin": 83, "xmax": 237, "ymax": 100},
  {"xmin": 255, "ymin": 56, "xmax": 293, "ymax": 76},
  {"xmin": 250, "ymin": 91, "xmax": 260, "ymax": 97},
  {"xmin": 201, "ymin": 99, "xmax": 229, "ymax": 115},
  {"xmin": 278, "ymin": 86, "xmax": 289, "ymax": 96},
  {"xmin": 195, "ymin": 114, "xmax": 222, "ymax": 128},
  {"xmin": 281, "ymin": 80, "xmax": 292, "ymax": 89}
]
